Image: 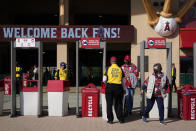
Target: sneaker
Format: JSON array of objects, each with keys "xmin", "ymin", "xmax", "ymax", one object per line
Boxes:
[
  {"xmin": 107, "ymin": 121, "xmax": 113, "ymax": 124},
  {"xmin": 119, "ymin": 119, "xmax": 125, "ymax": 124},
  {"xmin": 142, "ymin": 116, "xmax": 147, "ymax": 123},
  {"xmin": 160, "ymin": 121, "xmax": 166, "ymax": 125}
]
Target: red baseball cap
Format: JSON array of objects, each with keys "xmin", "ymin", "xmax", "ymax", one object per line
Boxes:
[
  {"xmin": 124, "ymin": 55, "xmax": 130, "ymax": 61},
  {"xmin": 110, "ymin": 56, "xmax": 117, "ymax": 63}
]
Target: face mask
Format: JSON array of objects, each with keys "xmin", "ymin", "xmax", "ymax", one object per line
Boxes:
[
  {"xmin": 125, "ymin": 61, "xmax": 129, "ymax": 64},
  {"xmin": 154, "ymin": 69, "xmax": 159, "ymax": 74}
]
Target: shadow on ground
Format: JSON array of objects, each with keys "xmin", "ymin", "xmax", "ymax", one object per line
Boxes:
[{"xmin": 1, "ymin": 107, "xmax": 181, "ymax": 124}]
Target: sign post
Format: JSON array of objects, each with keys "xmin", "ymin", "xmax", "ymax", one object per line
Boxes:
[
  {"xmin": 147, "ymin": 38, "xmax": 166, "ymax": 48},
  {"xmin": 16, "ymin": 37, "xmax": 35, "ymax": 48},
  {"xmin": 80, "ymin": 38, "xmax": 100, "ymax": 48}
]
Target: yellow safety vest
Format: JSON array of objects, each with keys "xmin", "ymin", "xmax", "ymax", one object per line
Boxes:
[
  {"xmin": 104, "ymin": 64, "xmax": 123, "ymax": 84},
  {"xmin": 55, "ymin": 69, "xmax": 67, "ymax": 80},
  {"xmin": 16, "ymin": 67, "xmax": 22, "ymax": 78}
]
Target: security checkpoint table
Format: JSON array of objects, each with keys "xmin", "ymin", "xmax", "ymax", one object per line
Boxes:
[
  {"xmin": 20, "ymin": 92, "xmax": 39, "ymax": 115},
  {"xmin": 47, "ymin": 80, "xmax": 70, "ymax": 116}
]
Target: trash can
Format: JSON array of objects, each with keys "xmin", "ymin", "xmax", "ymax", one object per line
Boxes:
[
  {"xmin": 47, "ymin": 80, "xmax": 70, "ymax": 116},
  {"xmin": 177, "ymin": 85, "xmax": 196, "ymax": 120},
  {"xmin": 0, "ymin": 80, "xmax": 4, "ymax": 115},
  {"xmin": 149, "ymin": 92, "xmax": 169, "ymax": 119},
  {"xmin": 101, "ymin": 82, "xmax": 125, "ymax": 121},
  {"xmin": 20, "ymin": 80, "xmax": 39, "ymax": 115},
  {"xmin": 81, "ymin": 83, "xmax": 99, "ymax": 117},
  {"xmin": 4, "ymin": 76, "xmax": 11, "ymax": 95}
]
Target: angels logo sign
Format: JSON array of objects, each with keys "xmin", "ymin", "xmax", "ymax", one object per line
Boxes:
[
  {"xmin": 142, "ymin": 0, "xmax": 196, "ymax": 37},
  {"xmin": 154, "ymin": 16, "xmax": 178, "ymax": 37}
]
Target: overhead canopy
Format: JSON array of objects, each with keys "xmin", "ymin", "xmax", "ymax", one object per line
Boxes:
[{"xmin": 180, "ymin": 28, "xmax": 196, "ymax": 48}]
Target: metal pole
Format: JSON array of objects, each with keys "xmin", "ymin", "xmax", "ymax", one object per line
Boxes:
[
  {"xmin": 140, "ymin": 41, "xmax": 145, "ymax": 115},
  {"xmin": 10, "ymin": 41, "xmax": 16, "ymax": 117},
  {"xmin": 38, "ymin": 41, "xmax": 43, "ymax": 117},
  {"xmin": 102, "ymin": 42, "xmax": 106, "ymax": 76},
  {"xmin": 166, "ymin": 42, "xmax": 172, "ymax": 116},
  {"xmin": 194, "ymin": 42, "xmax": 196, "ymax": 88},
  {"xmin": 76, "ymin": 41, "xmax": 80, "ymax": 117}
]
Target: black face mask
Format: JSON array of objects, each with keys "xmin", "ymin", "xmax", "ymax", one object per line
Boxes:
[
  {"xmin": 125, "ymin": 61, "xmax": 129, "ymax": 64},
  {"xmin": 154, "ymin": 69, "xmax": 159, "ymax": 74}
]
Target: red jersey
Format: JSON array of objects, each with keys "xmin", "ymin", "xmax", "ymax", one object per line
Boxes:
[{"xmin": 121, "ymin": 63, "xmax": 139, "ymax": 88}]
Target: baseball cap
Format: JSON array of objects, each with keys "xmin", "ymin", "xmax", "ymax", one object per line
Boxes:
[
  {"xmin": 124, "ymin": 55, "xmax": 130, "ymax": 61},
  {"xmin": 110, "ymin": 56, "xmax": 117, "ymax": 63}
]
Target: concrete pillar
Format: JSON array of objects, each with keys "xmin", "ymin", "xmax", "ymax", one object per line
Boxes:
[{"xmin": 57, "ymin": 0, "xmax": 69, "ymax": 68}]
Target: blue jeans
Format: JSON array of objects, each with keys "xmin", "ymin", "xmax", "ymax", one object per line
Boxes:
[
  {"xmin": 125, "ymin": 88, "xmax": 135, "ymax": 112},
  {"xmin": 143, "ymin": 97, "xmax": 164, "ymax": 121}
]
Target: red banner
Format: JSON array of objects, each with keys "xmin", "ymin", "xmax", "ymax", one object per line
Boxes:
[
  {"xmin": 147, "ymin": 37, "xmax": 166, "ymax": 48},
  {"xmin": 0, "ymin": 25, "xmax": 134, "ymax": 42},
  {"xmin": 81, "ymin": 38, "xmax": 100, "ymax": 48}
]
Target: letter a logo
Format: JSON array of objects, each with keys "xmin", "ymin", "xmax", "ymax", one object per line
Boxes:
[{"xmin": 164, "ymin": 22, "xmax": 170, "ymax": 31}]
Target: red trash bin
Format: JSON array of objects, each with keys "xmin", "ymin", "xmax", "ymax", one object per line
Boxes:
[
  {"xmin": 177, "ymin": 85, "xmax": 196, "ymax": 120},
  {"xmin": 4, "ymin": 76, "xmax": 11, "ymax": 95},
  {"xmin": 81, "ymin": 83, "xmax": 99, "ymax": 117}
]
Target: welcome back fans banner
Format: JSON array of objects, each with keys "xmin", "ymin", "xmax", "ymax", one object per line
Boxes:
[{"xmin": 0, "ymin": 25, "xmax": 134, "ymax": 42}]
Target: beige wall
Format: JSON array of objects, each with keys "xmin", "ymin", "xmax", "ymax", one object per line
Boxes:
[
  {"xmin": 57, "ymin": 0, "xmax": 69, "ymax": 69},
  {"xmin": 131, "ymin": 0, "xmax": 180, "ymax": 87}
]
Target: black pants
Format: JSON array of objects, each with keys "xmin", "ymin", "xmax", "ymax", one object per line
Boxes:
[
  {"xmin": 143, "ymin": 97, "xmax": 164, "ymax": 121},
  {"xmin": 105, "ymin": 84, "xmax": 124, "ymax": 122},
  {"xmin": 172, "ymin": 76, "xmax": 177, "ymax": 92},
  {"xmin": 16, "ymin": 77, "xmax": 21, "ymax": 94}
]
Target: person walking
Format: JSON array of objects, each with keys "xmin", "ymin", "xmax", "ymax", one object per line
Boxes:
[
  {"xmin": 103, "ymin": 56, "xmax": 125, "ymax": 124},
  {"xmin": 171, "ymin": 63, "xmax": 177, "ymax": 92},
  {"xmin": 121, "ymin": 55, "xmax": 139, "ymax": 116},
  {"xmin": 141, "ymin": 63, "xmax": 170, "ymax": 125}
]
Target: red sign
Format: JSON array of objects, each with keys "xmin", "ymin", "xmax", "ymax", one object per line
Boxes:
[
  {"xmin": 0, "ymin": 25, "xmax": 134, "ymax": 42},
  {"xmin": 180, "ymin": 28, "xmax": 196, "ymax": 48},
  {"xmin": 81, "ymin": 38, "xmax": 100, "ymax": 48},
  {"xmin": 147, "ymin": 37, "xmax": 166, "ymax": 48}
]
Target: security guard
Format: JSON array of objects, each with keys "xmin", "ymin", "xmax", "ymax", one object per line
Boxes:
[
  {"xmin": 103, "ymin": 56, "xmax": 124, "ymax": 124},
  {"xmin": 54, "ymin": 62, "xmax": 70, "ymax": 110},
  {"xmin": 54, "ymin": 62, "xmax": 67, "ymax": 80},
  {"xmin": 16, "ymin": 63, "xmax": 22, "ymax": 94},
  {"xmin": 16, "ymin": 65, "xmax": 22, "ymax": 79}
]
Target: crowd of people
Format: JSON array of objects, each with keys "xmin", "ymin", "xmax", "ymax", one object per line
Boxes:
[
  {"xmin": 15, "ymin": 54, "xmax": 174, "ymax": 125},
  {"xmin": 103, "ymin": 55, "xmax": 171, "ymax": 125}
]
